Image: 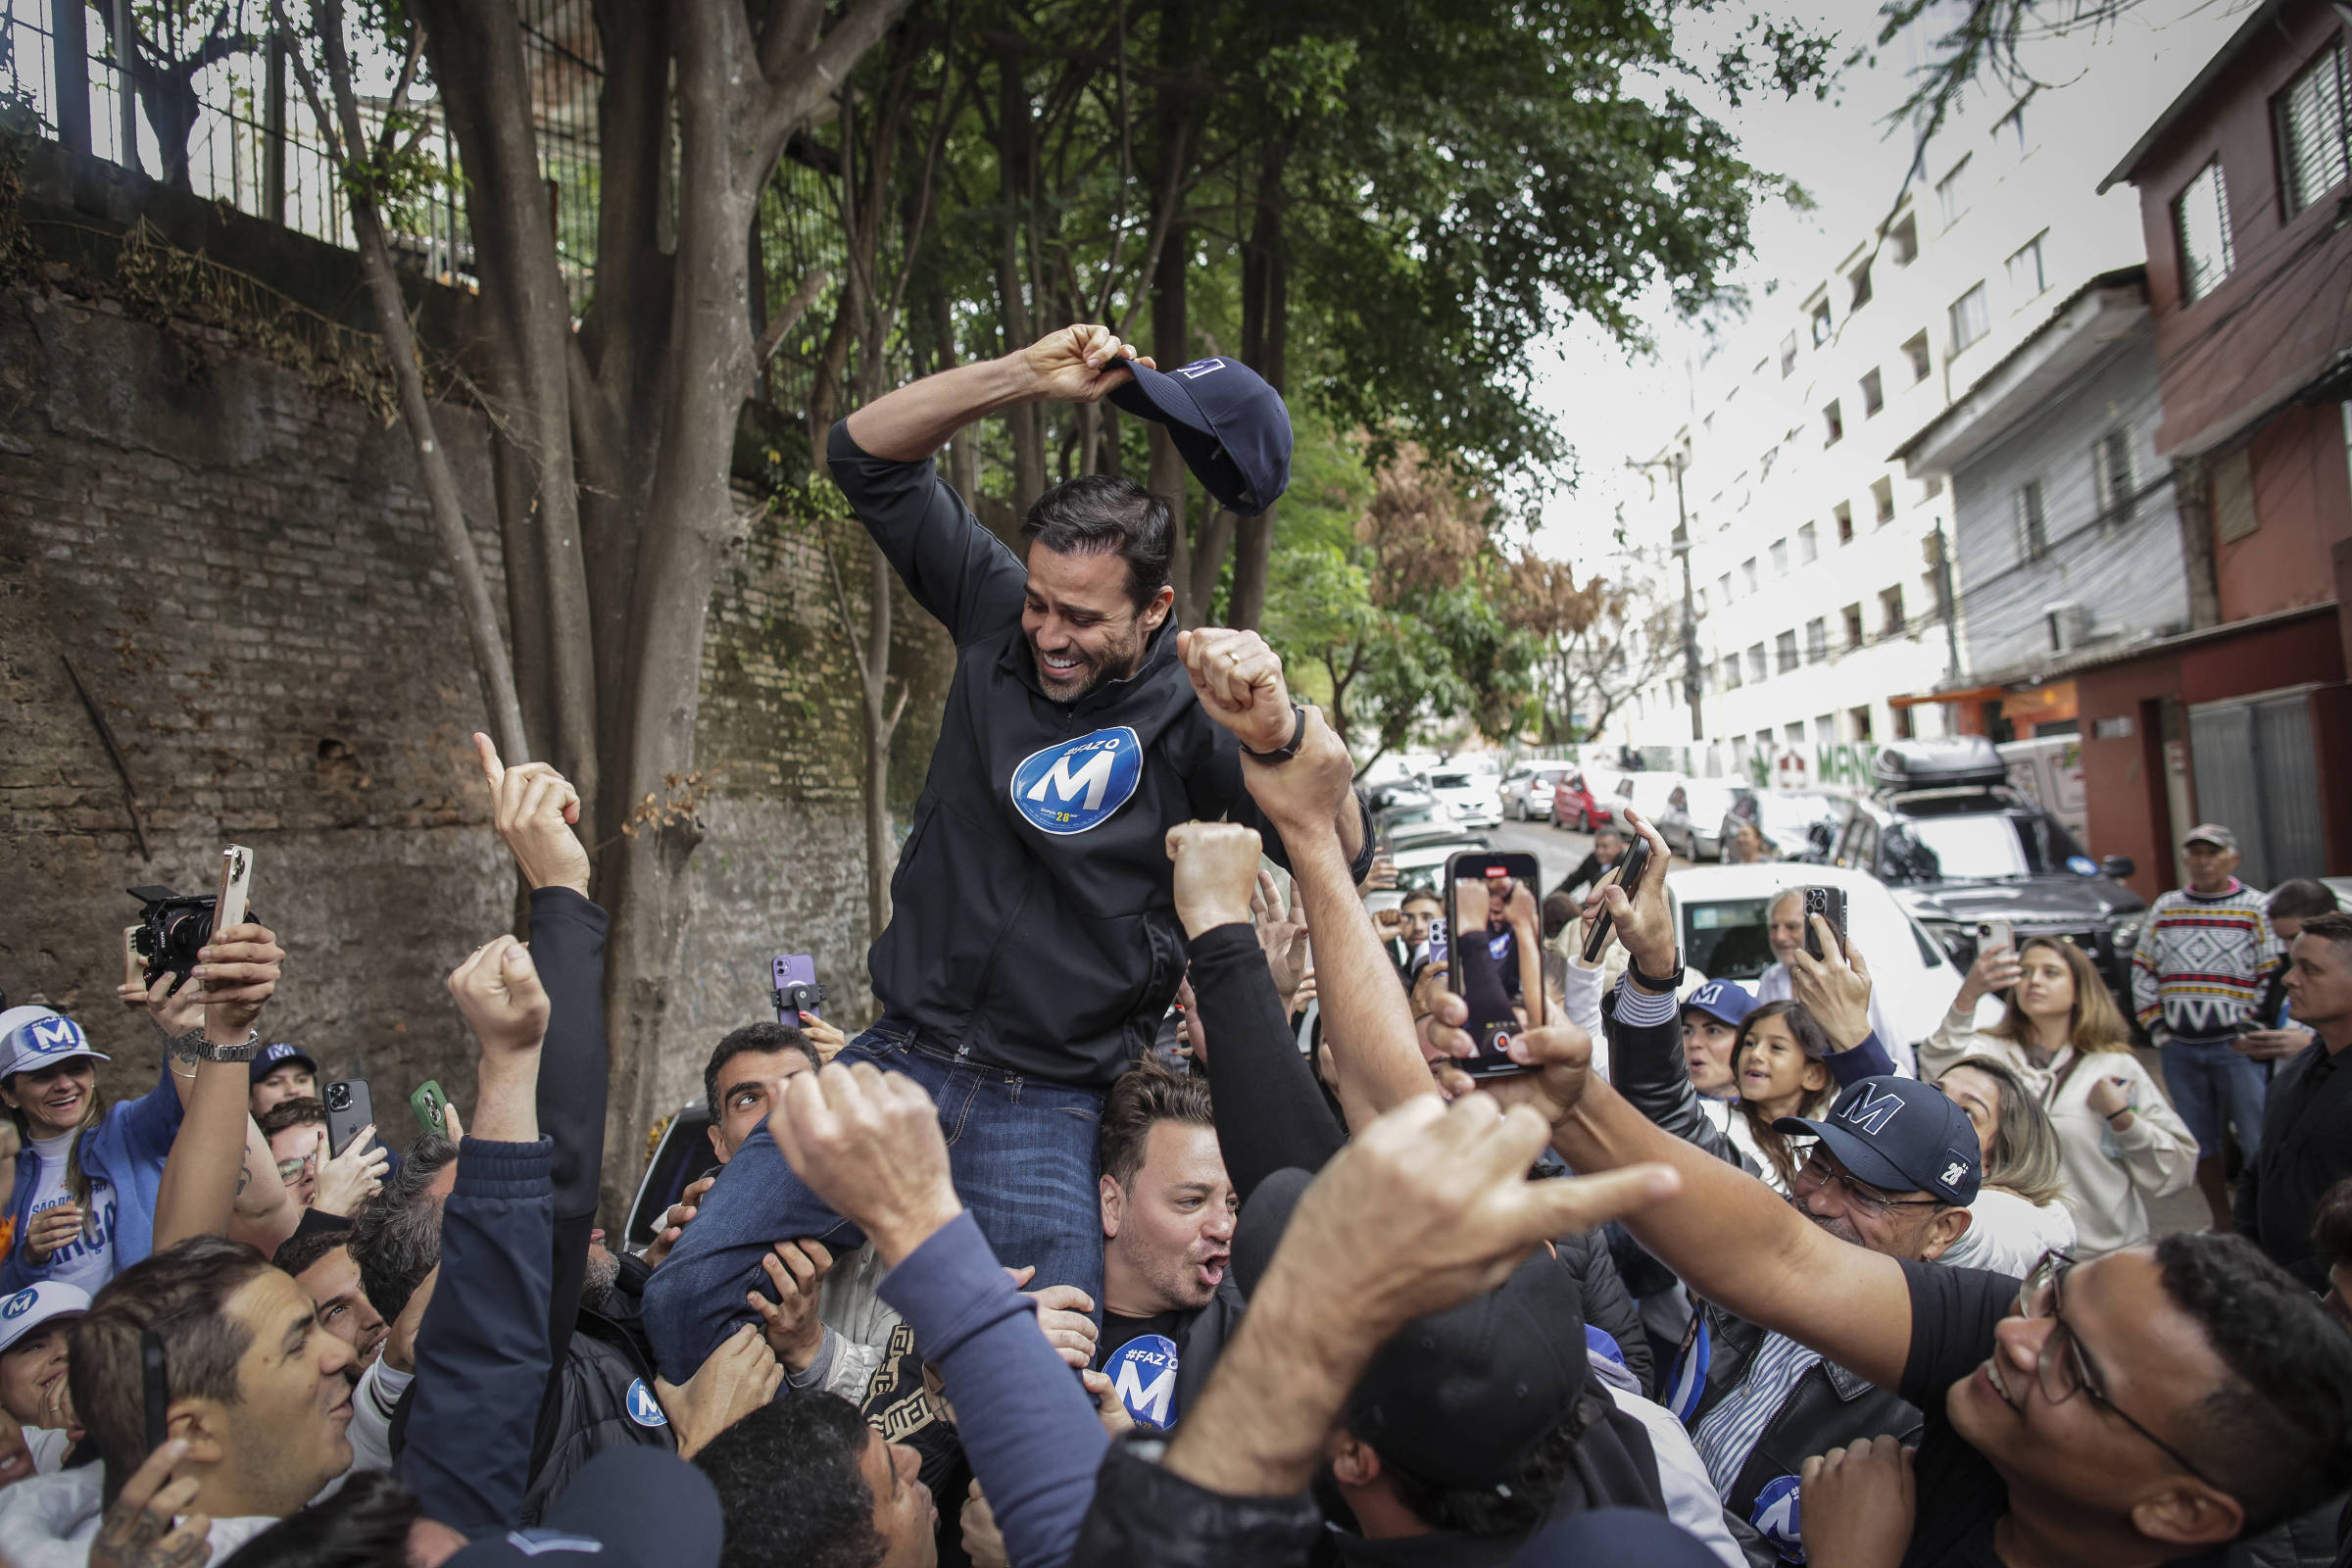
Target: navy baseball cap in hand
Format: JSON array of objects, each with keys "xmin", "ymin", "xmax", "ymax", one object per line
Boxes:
[
  {"xmin": 1107, "ymin": 356, "xmax": 1293, "ymax": 515},
  {"xmin": 1774, "ymin": 1075, "xmax": 1981, "ymax": 1205}
]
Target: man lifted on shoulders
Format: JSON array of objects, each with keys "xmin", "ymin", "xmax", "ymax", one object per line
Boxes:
[{"xmin": 644, "ymin": 323, "xmax": 1368, "ymax": 1378}]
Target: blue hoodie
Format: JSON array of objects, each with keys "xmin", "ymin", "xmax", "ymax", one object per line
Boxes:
[{"xmin": 2, "ymin": 1054, "xmax": 184, "ymax": 1293}]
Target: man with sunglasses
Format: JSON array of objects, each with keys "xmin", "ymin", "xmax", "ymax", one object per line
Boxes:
[{"xmin": 1449, "ymin": 811, "xmax": 2352, "ymax": 1568}]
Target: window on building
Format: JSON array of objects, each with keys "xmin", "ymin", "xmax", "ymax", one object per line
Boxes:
[
  {"xmin": 1718, "ymin": 571, "xmax": 1734, "ymax": 605},
  {"xmin": 1780, "ymin": 331, "xmax": 1799, "ymax": 377},
  {"xmin": 1903, "ymin": 331, "xmax": 1933, "ymax": 383},
  {"xmin": 1723, "ymin": 655, "xmax": 1743, "ymax": 690},
  {"xmin": 1936, "ymin": 156, "xmax": 1972, "ymax": 228},
  {"xmin": 2214, "ymin": 449, "xmax": 2258, "ymax": 542},
  {"xmin": 1880, "ymin": 585, "xmax": 1906, "ymax": 635},
  {"xmin": 1748, "ymin": 643, "xmax": 1768, "ymax": 682},
  {"xmin": 1743, "ymin": 558, "xmax": 1760, "ymax": 594},
  {"xmin": 1834, "ymin": 502, "xmax": 1854, "ymax": 546},
  {"xmin": 1805, "ymin": 617, "xmax": 1828, "ymax": 662},
  {"xmin": 1949, "ymin": 283, "xmax": 1990, "ymax": 352},
  {"xmin": 1797, "ymin": 521, "xmax": 1819, "ymax": 565},
  {"xmin": 1770, "ymin": 538, "xmax": 1789, "ymax": 576},
  {"xmin": 1815, "ymin": 713, "xmax": 1838, "ymax": 745},
  {"xmin": 2174, "ymin": 160, "xmax": 2236, "ymax": 302},
  {"xmin": 1872, "ymin": 476, "xmax": 1896, "ymax": 524},
  {"xmin": 1850, "ymin": 263, "xmax": 1874, "ymax": 310},
  {"xmin": 1824, "ymin": 400, "xmax": 1844, "ymax": 446},
  {"xmin": 1843, "ymin": 603, "xmax": 1865, "ymax": 648},
  {"xmin": 1851, "ymin": 705, "xmax": 1876, "ymax": 742},
  {"xmin": 1810, "ymin": 299, "xmax": 1833, "ymax": 347},
  {"xmin": 1695, "ymin": 586, "xmax": 1709, "ymax": 616},
  {"xmin": 1860, "ymin": 368, "xmax": 1885, "ymax": 417},
  {"xmin": 2006, "ymin": 231, "xmax": 2048, "ymax": 301},
  {"xmin": 1754, "ymin": 729, "xmax": 1775, "ymax": 755},
  {"xmin": 1777, "ymin": 630, "xmax": 1800, "ymax": 673},
  {"xmin": 1784, "ymin": 721, "xmax": 1806, "ymax": 746},
  {"xmin": 2092, "ymin": 427, "xmax": 2134, "ymax": 520},
  {"xmin": 2278, "ymin": 41, "xmax": 2349, "ymax": 218},
  {"xmin": 2014, "ymin": 477, "xmax": 2048, "ymax": 561},
  {"xmin": 1892, "ymin": 704, "xmax": 1917, "ymax": 741},
  {"xmin": 1889, "ymin": 213, "xmax": 1919, "ymax": 266}
]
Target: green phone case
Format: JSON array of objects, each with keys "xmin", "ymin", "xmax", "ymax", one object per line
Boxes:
[{"xmin": 411, "ymin": 1080, "xmax": 448, "ymax": 1140}]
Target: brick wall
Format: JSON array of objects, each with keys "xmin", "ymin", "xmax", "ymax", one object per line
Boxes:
[{"xmin": 0, "ymin": 273, "xmax": 949, "ymax": 1172}]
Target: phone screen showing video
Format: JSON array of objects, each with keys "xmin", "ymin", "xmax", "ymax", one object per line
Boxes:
[{"xmin": 1444, "ymin": 851, "xmax": 1544, "ymax": 1078}]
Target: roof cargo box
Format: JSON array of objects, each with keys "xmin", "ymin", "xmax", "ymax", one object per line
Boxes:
[{"xmin": 1871, "ymin": 737, "xmax": 2008, "ymax": 795}]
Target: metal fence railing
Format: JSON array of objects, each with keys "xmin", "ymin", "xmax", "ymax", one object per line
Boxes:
[{"xmin": 1, "ymin": 0, "xmax": 600, "ymax": 307}]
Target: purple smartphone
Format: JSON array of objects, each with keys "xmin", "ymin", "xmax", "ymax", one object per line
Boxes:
[{"xmin": 772, "ymin": 954, "xmax": 824, "ymax": 1025}]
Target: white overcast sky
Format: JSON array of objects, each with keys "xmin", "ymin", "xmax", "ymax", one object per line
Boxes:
[{"xmin": 1524, "ymin": 0, "xmax": 2256, "ymax": 566}]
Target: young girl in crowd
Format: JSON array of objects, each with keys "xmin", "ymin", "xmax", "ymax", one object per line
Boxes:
[
  {"xmin": 1932, "ymin": 1054, "xmax": 2078, "ymax": 1272},
  {"xmin": 1726, "ymin": 1002, "xmax": 1836, "ymax": 1192},
  {"xmin": 1921, "ymin": 936, "xmax": 2195, "ymax": 1254}
]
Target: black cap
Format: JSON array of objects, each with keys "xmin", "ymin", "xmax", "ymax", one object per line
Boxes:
[
  {"xmin": 445, "ymin": 1446, "xmax": 722, "ymax": 1568},
  {"xmin": 1107, "ymin": 356, "xmax": 1293, "ymax": 516},
  {"xmin": 1230, "ymin": 1167, "xmax": 1590, "ymax": 1490},
  {"xmin": 1773, "ymin": 1075, "xmax": 1982, "ymax": 1206}
]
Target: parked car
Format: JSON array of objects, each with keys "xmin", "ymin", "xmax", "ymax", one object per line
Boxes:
[
  {"xmin": 1365, "ymin": 779, "xmax": 1435, "ymax": 815},
  {"xmin": 1421, "ymin": 766, "xmax": 1502, "ymax": 829},
  {"xmin": 1549, "ymin": 767, "xmax": 1615, "ymax": 831},
  {"xmin": 1720, "ymin": 789, "xmax": 1848, "ymax": 862},
  {"xmin": 1666, "ymin": 861, "xmax": 1990, "ymax": 1051},
  {"xmin": 1392, "ymin": 834, "xmax": 1494, "ymax": 894},
  {"xmin": 1498, "ymin": 760, "xmax": 1572, "ymax": 821},
  {"xmin": 1609, "ymin": 771, "xmax": 1688, "ymax": 838},
  {"xmin": 1823, "ymin": 737, "xmax": 2146, "ymax": 1008},
  {"xmin": 1657, "ymin": 777, "xmax": 1744, "ymax": 859}
]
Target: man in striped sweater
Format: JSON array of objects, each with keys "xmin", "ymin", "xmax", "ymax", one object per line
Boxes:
[{"xmin": 2132, "ymin": 823, "xmax": 2283, "ymax": 1229}]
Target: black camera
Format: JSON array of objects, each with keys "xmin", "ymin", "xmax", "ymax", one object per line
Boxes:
[
  {"xmin": 774, "ymin": 980, "xmax": 827, "ymax": 1019},
  {"xmin": 126, "ymin": 885, "xmax": 218, "ymax": 995}
]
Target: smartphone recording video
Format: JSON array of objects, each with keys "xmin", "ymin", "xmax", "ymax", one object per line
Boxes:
[
  {"xmin": 1443, "ymin": 850, "xmax": 1544, "ymax": 1078},
  {"xmin": 1802, "ymin": 885, "xmax": 1849, "ymax": 962}
]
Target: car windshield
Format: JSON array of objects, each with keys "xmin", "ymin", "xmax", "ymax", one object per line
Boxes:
[
  {"xmin": 1758, "ymin": 793, "xmax": 1835, "ymax": 834},
  {"xmin": 1683, "ymin": 897, "xmax": 1778, "ymax": 980},
  {"xmin": 1428, "ymin": 772, "xmax": 1474, "ymax": 790},
  {"xmin": 1889, "ymin": 808, "xmax": 2090, "ymax": 881},
  {"xmin": 1681, "ymin": 781, "xmax": 1739, "ymax": 816}
]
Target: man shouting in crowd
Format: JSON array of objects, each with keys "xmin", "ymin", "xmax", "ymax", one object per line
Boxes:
[{"xmin": 646, "ymin": 323, "xmax": 1368, "ymax": 1377}]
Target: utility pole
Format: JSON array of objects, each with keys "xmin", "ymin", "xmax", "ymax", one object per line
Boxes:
[{"xmin": 1631, "ymin": 451, "xmax": 1704, "ymax": 744}]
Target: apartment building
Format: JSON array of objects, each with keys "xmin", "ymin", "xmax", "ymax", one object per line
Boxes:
[{"xmin": 1614, "ymin": 74, "xmax": 2185, "ymax": 785}]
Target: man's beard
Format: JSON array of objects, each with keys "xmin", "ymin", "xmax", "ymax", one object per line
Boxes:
[
  {"xmin": 1789, "ymin": 1191, "xmax": 1865, "ymax": 1248},
  {"xmin": 1031, "ymin": 624, "xmax": 1144, "ymax": 702}
]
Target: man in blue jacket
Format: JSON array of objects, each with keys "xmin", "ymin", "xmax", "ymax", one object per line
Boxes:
[{"xmin": 645, "ymin": 323, "xmax": 1370, "ymax": 1380}]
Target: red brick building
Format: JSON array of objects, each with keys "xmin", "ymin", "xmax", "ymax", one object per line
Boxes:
[{"xmin": 2086, "ymin": 0, "xmax": 2352, "ymax": 895}]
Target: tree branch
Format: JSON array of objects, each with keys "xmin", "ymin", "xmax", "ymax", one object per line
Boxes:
[
  {"xmin": 758, "ymin": 267, "xmax": 833, "ymax": 365},
  {"xmin": 754, "ymin": 0, "xmax": 918, "ymax": 178}
]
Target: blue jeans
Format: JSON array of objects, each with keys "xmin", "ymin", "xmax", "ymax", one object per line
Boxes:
[
  {"xmin": 2160, "ymin": 1038, "xmax": 2269, "ymax": 1159},
  {"xmin": 639, "ymin": 1019, "xmax": 1106, "ymax": 1381}
]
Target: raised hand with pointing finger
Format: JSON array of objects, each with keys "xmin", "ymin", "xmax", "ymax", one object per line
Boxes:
[{"xmin": 472, "ymin": 733, "xmax": 590, "ymax": 896}]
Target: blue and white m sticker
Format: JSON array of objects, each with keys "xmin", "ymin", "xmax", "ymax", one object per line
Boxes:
[
  {"xmin": 1107, "ymin": 1334, "xmax": 1180, "ymax": 1430},
  {"xmin": 1751, "ymin": 1474, "xmax": 1806, "ymax": 1562},
  {"xmin": 624, "ymin": 1378, "xmax": 668, "ymax": 1428},
  {"xmin": 1010, "ymin": 727, "xmax": 1144, "ymax": 836}
]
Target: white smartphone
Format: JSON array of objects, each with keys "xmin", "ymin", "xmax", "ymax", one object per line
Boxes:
[
  {"xmin": 122, "ymin": 926, "xmax": 145, "ymax": 992},
  {"xmin": 1976, "ymin": 919, "xmax": 2014, "ymax": 956},
  {"xmin": 214, "ymin": 845, "xmax": 253, "ymax": 935}
]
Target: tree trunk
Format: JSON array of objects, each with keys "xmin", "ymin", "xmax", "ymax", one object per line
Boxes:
[
  {"xmin": 1229, "ymin": 139, "xmax": 1290, "ymax": 631},
  {"xmin": 995, "ymin": 43, "xmax": 1046, "ymax": 508}
]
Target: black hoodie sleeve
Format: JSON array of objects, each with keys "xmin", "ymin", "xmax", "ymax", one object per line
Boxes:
[
  {"xmin": 1186, "ymin": 924, "xmax": 1346, "ymax": 1205},
  {"xmin": 521, "ymin": 888, "xmax": 610, "ymax": 1448}
]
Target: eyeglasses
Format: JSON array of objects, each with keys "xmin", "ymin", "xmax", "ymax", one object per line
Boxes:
[
  {"xmin": 274, "ymin": 1152, "xmax": 317, "ymax": 1182},
  {"xmin": 1792, "ymin": 1150, "xmax": 1945, "ymax": 1217},
  {"xmin": 2011, "ymin": 1250, "xmax": 2225, "ymax": 1491}
]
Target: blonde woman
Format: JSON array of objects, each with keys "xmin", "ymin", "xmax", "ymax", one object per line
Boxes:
[
  {"xmin": 1933, "ymin": 1054, "xmax": 2077, "ymax": 1273},
  {"xmin": 1921, "ymin": 937, "xmax": 2195, "ymax": 1255}
]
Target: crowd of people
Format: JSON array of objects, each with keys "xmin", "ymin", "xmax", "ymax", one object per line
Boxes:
[{"xmin": 0, "ymin": 323, "xmax": 2347, "ymax": 1568}]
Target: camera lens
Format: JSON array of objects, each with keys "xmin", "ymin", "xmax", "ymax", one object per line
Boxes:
[{"xmin": 326, "ymin": 1084, "xmax": 350, "ymax": 1110}]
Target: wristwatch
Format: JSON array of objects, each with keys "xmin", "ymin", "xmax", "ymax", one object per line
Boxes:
[
  {"xmin": 1627, "ymin": 953, "xmax": 1685, "ymax": 995},
  {"xmin": 1242, "ymin": 704, "xmax": 1308, "ymax": 764},
  {"xmin": 172, "ymin": 1027, "xmax": 260, "ymax": 1064}
]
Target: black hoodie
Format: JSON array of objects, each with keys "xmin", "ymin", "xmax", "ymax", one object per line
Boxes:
[{"xmin": 830, "ymin": 420, "xmax": 1371, "ymax": 1087}]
